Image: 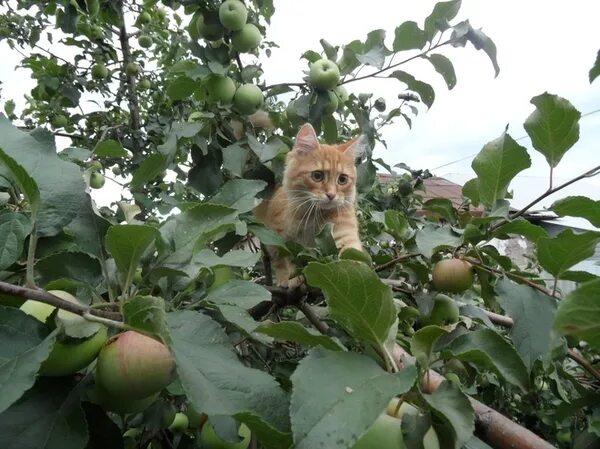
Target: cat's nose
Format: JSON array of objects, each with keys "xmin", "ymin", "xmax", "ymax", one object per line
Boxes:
[{"xmin": 326, "ymin": 192, "xmax": 335, "ymax": 201}]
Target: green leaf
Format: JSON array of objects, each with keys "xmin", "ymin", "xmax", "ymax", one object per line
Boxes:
[
  {"xmin": 0, "ymin": 307, "xmax": 57, "ymax": 414},
  {"xmin": 0, "ymin": 118, "xmax": 87, "ymax": 237},
  {"xmin": 461, "ymin": 178, "xmax": 480, "ymax": 206},
  {"xmin": 422, "ymin": 381, "xmax": 474, "ymax": 449},
  {"xmin": 167, "ymin": 310, "xmax": 292, "ymax": 449},
  {"xmin": 304, "ymin": 261, "xmax": 396, "ymax": 349},
  {"xmin": 130, "ymin": 153, "xmax": 167, "ymax": 189},
  {"xmin": 551, "ymin": 196, "xmax": 600, "ymax": 228},
  {"xmin": 384, "ymin": 210, "xmax": 411, "ymax": 240},
  {"xmin": 123, "ymin": 296, "xmax": 167, "ymax": 338},
  {"xmin": 290, "ymin": 349, "xmax": 417, "ymax": 449},
  {"xmin": 357, "ymin": 29, "xmax": 387, "ymax": 69},
  {"xmin": 93, "ymin": 139, "xmax": 128, "ymax": 158},
  {"xmin": 0, "ymin": 147, "xmax": 41, "ymax": 218},
  {"xmin": 167, "ymin": 77, "xmax": 199, "ymax": 101},
  {"xmin": 427, "ymin": 53, "xmax": 457, "ymax": 89},
  {"xmin": 106, "ymin": 225, "xmax": 159, "ymax": 288},
  {"xmin": 64, "ymin": 196, "xmax": 111, "ymax": 259},
  {"xmin": 393, "ymin": 21, "xmax": 427, "ymax": 51},
  {"xmin": 411, "ymin": 325, "xmax": 447, "ymax": 365},
  {"xmin": 424, "ymin": 0, "xmax": 462, "ymax": 39},
  {"xmin": 0, "ymin": 378, "xmax": 88, "ymax": 449},
  {"xmin": 211, "ymin": 179, "xmax": 267, "ymax": 214},
  {"xmin": 315, "ymin": 223, "xmax": 338, "ymax": 257},
  {"xmin": 222, "ymin": 143, "xmax": 248, "ymax": 178},
  {"xmin": 256, "ymin": 322, "xmax": 343, "ymax": 351},
  {"xmin": 537, "ymin": 229, "xmax": 600, "ymax": 279},
  {"xmin": 523, "ymin": 93, "xmax": 581, "ymax": 168},
  {"xmin": 159, "ymin": 204, "xmax": 239, "ymax": 269},
  {"xmin": 248, "ymin": 136, "xmax": 287, "ymax": 163},
  {"xmin": 205, "ymin": 280, "xmax": 271, "ymax": 309},
  {"xmin": 443, "ymin": 328, "xmax": 529, "ymax": 391},
  {"xmin": 423, "ymin": 198, "xmax": 458, "ymax": 223},
  {"xmin": 214, "ymin": 304, "xmax": 272, "ymax": 344},
  {"xmin": 590, "ymin": 50, "xmax": 600, "ymax": 83},
  {"xmin": 193, "ymin": 249, "xmax": 260, "ymax": 269},
  {"xmin": 493, "ymin": 218, "xmax": 549, "ymax": 243},
  {"xmin": 339, "ymin": 247, "xmax": 373, "ymax": 265},
  {"xmin": 56, "ymin": 307, "xmax": 102, "ymax": 339},
  {"xmin": 36, "ymin": 251, "xmax": 102, "ymax": 287},
  {"xmin": 82, "ymin": 403, "xmax": 124, "ymax": 449},
  {"xmin": 0, "ymin": 212, "xmax": 31, "ymax": 270},
  {"xmin": 471, "ymin": 131, "xmax": 531, "ymax": 207},
  {"xmin": 389, "ymin": 70, "xmax": 435, "ymax": 109},
  {"xmin": 496, "ymin": 279, "xmax": 557, "ymax": 371},
  {"xmin": 415, "ymin": 224, "xmax": 462, "ymax": 258},
  {"xmin": 320, "ymin": 39, "xmax": 338, "ymax": 60},
  {"xmin": 555, "ymin": 279, "xmax": 600, "ymax": 349},
  {"xmin": 465, "ymin": 27, "xmax": 500, "ymax": 77}
]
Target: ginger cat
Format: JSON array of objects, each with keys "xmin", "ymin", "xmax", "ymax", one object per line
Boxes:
[{"xmin": 254, "ymin": 123, "xmax": 366, "ymax": 287}]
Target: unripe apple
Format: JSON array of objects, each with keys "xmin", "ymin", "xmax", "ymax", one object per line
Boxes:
[
  {"xmin": 91, "ymin": 63, "xmax": 109, "ymax": 80},
  {"xmin": 197, "ymin": 11, "xmax": 225, "ymax": 41},
  {"xmin": 231, "ymin": 24, "xmax": 261, "ymax": 53},
  {"xmin": 334, "ymin": 85, "xmax": 349, "ymax": 104},
  {"xmin": 96, "ymin": 330, "xmax": 175, "ymax": 399},
  {"xmin": 137, "ymin": 12, "xmax": 151, "ymax": 25},
  {"xmin": 51, "ymin": 114, "xmax": 69, "ymax": 129},
  {"xmin": 20, "ymin": 291, "xmax": 108, "ymax": 377},
  {"xmin": 112, "ymin": 165, "xmax": 122, "ymax": 175},
  {"xmin": 168, "ymin": 412, "xmax": 189, "ymax": 433},
  {"xmin": 200, "ymin": 421, "xmax": 251, "ymax": 449},
  {"xmin": 322, "ymin": 91, "xmax": 339, "ymax": 115},
  {"xmin": 233, "ymin": 84, "xmax": 264, "ymax": 115},
  {"xmin": 139, "ymin": 78, "xmax": 152, "ymax": 90},
  {"xmin": 218, "ymin": 0, "xmax": 248, "ymax": 31},
  {"xmin": 89, "ymin": 160, "xmax": 103, "ymax": 171},
  {"xmin": 428, "ymin": 294, "xmax": 459, "ymax": 326},
  {"xmin": 138, "ymin": 34, "xmax": 153, "ymax": 48},
  {"xmin": 431, "ymin": 259, "xmax": 474, "ymax": 293},
  {"xmin": 126, "ymin": 62, "xmax": 140, "ymax": 77},
  {"xmin": 352, "ymin": 414, "xmax": 404, "ymax": 449},
  {"xmin": 309, "ymin": 59, "xmax": 340, "ymax": 91},
  {"xmin": 383, "ymin": 401, "xmax": 440, "ymax": 449},
  {"xmin": 205, "ymin": 75, "xmax": 236, "ymax": 104},
  {"xmin": 90, "ymin": 172, "xmax": 105, "ymax": 189}
]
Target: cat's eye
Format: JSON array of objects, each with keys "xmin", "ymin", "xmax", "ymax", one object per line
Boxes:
[
  {"xmin": 338, "ymin": 174, "xmax": 349, "ymax": 185},
  {"xmin": 311, "ymin": 170, "xmax": 325, "ymax": 182}
]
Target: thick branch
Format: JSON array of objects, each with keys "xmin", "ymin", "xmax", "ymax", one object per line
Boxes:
[
  {"xmin": 490, "ymin": 163, "xmax": 600, "ymax": 232},
  {"xmin": 0, "ymin": 281, "xmax": 122, "ymax": 321},
  {"xmin": 393, "ymin": 344, "xmax": 557, "ymax": 449}
]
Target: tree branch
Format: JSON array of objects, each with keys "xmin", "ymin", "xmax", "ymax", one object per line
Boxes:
[
  {"xmin": 490, "ymin": 163, "xmax": 600, "ymax": 232},
  {"xmin": 375, "ymin": 253, "xmax": 419, "ymax": 272},
  {"xmin": 392, "ymin": 344, "xmax": 557, "ymax": 449},
  {"xmin": 0, "ymin": 281, "xmax": 122, "ymax": 321}
]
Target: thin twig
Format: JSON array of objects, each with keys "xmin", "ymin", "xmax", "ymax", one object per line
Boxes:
[
  {"xmin": 0, "ymin": 281, "xmax": 122, "ymax": 321},
  {"xmin": 375, "ymin": 253, "xmax": 419, "ymax": 272},
  {"xmin": 298, "ymin": 299, "xmax": 329, "ymax": 334},
  {"xmin": 25, "ymin": 225, "xmax": 37, "ymax": 288}
]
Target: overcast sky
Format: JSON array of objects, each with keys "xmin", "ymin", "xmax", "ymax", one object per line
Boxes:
[{"xmin": 1, "ymin": 0, "xmax": 599, "ymax": 222}]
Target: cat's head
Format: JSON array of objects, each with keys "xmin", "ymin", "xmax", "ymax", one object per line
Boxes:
[{"xmin": 283, "ymin": 123, "xmax": 367, "ymax": 211}]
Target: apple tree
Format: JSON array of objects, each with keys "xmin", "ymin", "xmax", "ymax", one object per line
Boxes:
[{"xmin": 1, "ymin": 0, "xmax": 600, "ymax": 448}]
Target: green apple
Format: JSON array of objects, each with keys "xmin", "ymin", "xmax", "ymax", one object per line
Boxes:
[
  {"xmin": 126, "ymin": 62, "xmax": 140, "ymax": 77},
  {"xmin": 137, "ymin": 11, "xmax": 151, "ymax": 25},
  {"xmin": 218, "ymin": 0, "xmax": 248, "ymax": 31},
  {"xmin": 89, "ymin": 382, "xmax": 158, "ymax": 415},
  {"xmin": 200, "ymin": 421, "xmax": 251, "ymax": 449},
  {"xmin": 231, "ymin": 23, "xmax": 261, "ymax": 53},
  {"xmin": 322, "ymin": 91, "xmax": 339, "ymax": 115},
  {"xmin": 90, "ymin": 24, "xmax": 103, "ymax": 40},
  {"xmin": 96, "ymin": 330, "xmax": 175, "ymax": 399},
  {"xmin": 431, "ymin": 259, "xmax": 474, "ymax": 293},
  {"xmin": 51, "ymin": 114, "xmax": 68, "ymax": 129},
  {"xmin": 20, "ymin": 291, "xmax": 108, "ymax": 377},
  {"xmin": 157, "ymin": 8, "xmax": 167, "ymax": 20},
  {"xmin": 233, "ymin": 83, "xmax": 264, "ymax": 115},
  {"xmin": 309, "ymin": 59, "xmax": 340, "ymax": 91},
  {"xmin": 76, "ymin": 19, "xmax": 91, "ymax": 36},
  {"xmin": 334, "ymin": 85, "xmax": 349, "ymax": 104},
  {"xmin": 139, "ymin": 78, "xmax": 152, "ymax": 89},
  {"xmin": 168, "ymin": 412, "xmax": 189, "ymax": 433},
  {"xmin": 197, "ymin": 11, "xmax": 225, "ymax": 41},
  {"xmin": 138, "ymin": 34, "xmax": 153, "ymax": 48},
  {"xmin": 428, "ymin": 294, "xmax": 459, "ymax": 326},
  {"xmin": 90, "ymin": 172, "xmax": 105, "ymax": 189},
  {"xmin": 286, "ymin": 100, "xmax": 304, "ymax": 125},
  {"xmin": 352, "ymin": 414, "xmax": 404, "ymax": 449},
  {"xmin": 133, "ymin": 268, "xmax": 143, "ymax": 284},
  {"xmin": 205, "ymin": 75, "xmax": 236, "ymax": 104},
  {"xmin": 112, "ymin": 165, "xmax": 122, "ymax": 175},
  {"xmin": 89, "ymin": 160, "xmax": 103, "ymax": 171},
  {"xmin": 91, "ymin": 63, "xmax": 108, "ymax": 80}
]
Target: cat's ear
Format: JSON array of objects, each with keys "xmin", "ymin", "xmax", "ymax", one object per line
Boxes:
[
  {"xmin": 294, "ymin": 123, "xmax": 319, "ymax": 153},
  {"xmin": 344, "ymin": 135, "xmax": 368, "ymax": 159}
]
